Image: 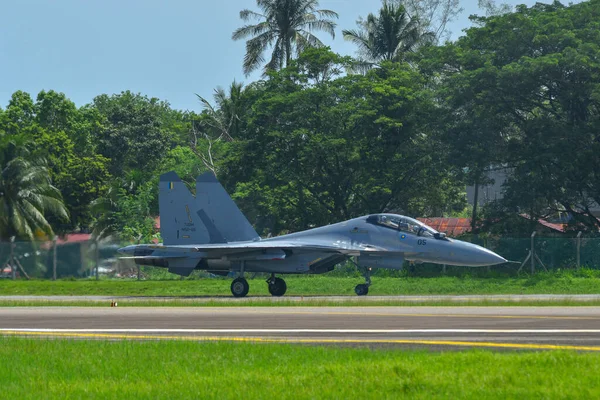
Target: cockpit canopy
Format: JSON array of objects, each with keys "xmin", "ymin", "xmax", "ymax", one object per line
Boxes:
[{"xmin": 366, "ymin": 214, "xmax": 441, "ymax": 238}]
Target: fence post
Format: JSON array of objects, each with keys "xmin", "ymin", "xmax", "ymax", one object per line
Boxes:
[
  {"xmin": 52, "ymin": 236, "xmax": 58, "ymax": 281},
  {"xmin": 530, "ymin": 231, "xmax": 536, "ymax": 274},
  {"xmin": 137, "ymin": 234, "xmax": 142, "ymax": 281},
  {"xmin": 576, "ymin": 231, "xmax": 582, "ymax": 269},
  {"xmin": 10, "ymin": 236, "xmax": 15, "ymax": 280},
  {"xmin": 94, "ymin": 237, "xmax": 100, "ymax": 280}
]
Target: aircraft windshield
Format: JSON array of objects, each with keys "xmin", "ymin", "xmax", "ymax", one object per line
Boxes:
[{"xmin": 366, "ymin": 214, "xmax": 438, "ymax": 237}]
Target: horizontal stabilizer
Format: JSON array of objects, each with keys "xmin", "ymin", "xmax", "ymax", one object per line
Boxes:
[{"xmin": 167, "ymin": 257, "xmax": 201, "ymax": 277}]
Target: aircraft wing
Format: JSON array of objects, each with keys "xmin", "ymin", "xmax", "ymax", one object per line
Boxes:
[{"xmin": 145, "ymin": 239, "xmax": 388, "ymax": 257}]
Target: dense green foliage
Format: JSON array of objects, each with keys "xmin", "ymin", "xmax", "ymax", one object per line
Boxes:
[
  {"xmin": 1, "ymin": 0, "xmax": 599, "ymax": 251},
  {"xmin": 2, "ymin": 339, "xmax": 599, "ymax": 399}
]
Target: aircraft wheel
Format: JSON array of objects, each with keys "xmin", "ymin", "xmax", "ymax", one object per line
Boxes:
[
  {"xmin": 231, "ymin": 278, "xmax": 249, "ymax": 298},
  {"xmin": 268, "ymin": 277, "xmax": 287, "ymax": 297},
  {"xmin": 354, "ymin": 284, "xmax": 369, "ymax": 296}
]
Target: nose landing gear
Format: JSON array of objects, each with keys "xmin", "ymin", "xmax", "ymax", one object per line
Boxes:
[{"xmin": 354, "ymin": 267, "xmax": 372, "ymax": 296}]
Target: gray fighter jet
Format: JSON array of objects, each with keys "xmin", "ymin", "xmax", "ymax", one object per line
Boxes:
[{"xmin": 118, "ymin": 171, "xmax": 506, "ymax": 297}]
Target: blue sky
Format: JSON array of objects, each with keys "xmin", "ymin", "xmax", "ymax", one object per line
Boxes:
[{"xmin": 1, "ymin": 0, "xmax": 547, "ymax": 111}]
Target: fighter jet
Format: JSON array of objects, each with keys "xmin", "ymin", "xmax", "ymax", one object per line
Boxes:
[{"xmin": 118, "ymin": 171, "xmax": 506, "ymax": 297}]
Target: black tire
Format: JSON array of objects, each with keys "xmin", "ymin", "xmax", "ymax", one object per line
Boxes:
[
  {"xmin": 231, "ymin": 278, "xmax": 249, "ymax": 298},
  {"xmin": 354, "ymin": 284, "xmax": 369, "ymax": 296},
  {"xmin": 268, "ymin": 277, "xmax": 287, "ymax": 297}
]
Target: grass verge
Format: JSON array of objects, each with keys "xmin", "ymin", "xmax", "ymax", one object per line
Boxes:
[
  {"xmin": 0, "ymin": 337, "xmax": 599, "ymax": 399},
  {"xmin": 1, "ymin": 272, "xmax": 600, "ymax": 297},
  {"xmin": 2, "ymin": 298, "xmax": 600, "ymax": 307}
]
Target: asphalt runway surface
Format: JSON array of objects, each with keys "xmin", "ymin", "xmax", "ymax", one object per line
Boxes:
[{"xmin": 3, "ymin": 306, "xmax": 600, "ymax": 351}]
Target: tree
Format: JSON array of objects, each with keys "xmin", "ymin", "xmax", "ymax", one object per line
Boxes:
[
  {"xmin": 232, "ymin": 0, "xmax": 338, "ymax": 76},
  {"xmin": 91, "ymin": 91, "xmax": 173, "ymax": 177},
  {"xmin": 1, "ymin": 91, "xmax": 36, "ymax": 135},
  {"xmin": 194, "ymin": 81, "xmax": 254, "ymax": 175},
  {"xmin": 343, "ymin": 0, "xmax": 434, "ymax": 71},
  {"xmin": 477, "ymin": 0, "xmax": 512, "ymax": 17},
  {"xmin": 421, "ymin": 0, "xmax": 600, "ymax": 231},
  {"xmin": 402, "ymin": 0, "xmax": 463, "ymax": 43},
  {"xmin": 90, "ymin": 181, "xmax": 156, "ymax": 242},
  {"xmin": 221, "ymin": 48, "xmax": 465, "ymax": 235},
  {"xmin": 0, "ymin": 134, "xmax": 69, "ymax": 241},
  {"xmin": 196, "ymin": 81, "xmax": 247, "ymax": 142}
]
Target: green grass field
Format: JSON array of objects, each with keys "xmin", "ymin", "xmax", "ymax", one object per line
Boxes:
[
  {"xmin": 2, "ymin": 298, "xmax": 600, "ymax": 307},
  {"xmin": 1, "ymin": 271, "xmax": 600, "ymax": 297},
  {"xmin": 1, "ymin": 338, "xmax": 599, "ymax": 399}
]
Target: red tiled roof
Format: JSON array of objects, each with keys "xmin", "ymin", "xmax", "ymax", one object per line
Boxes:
[
  {"xmin": 417, "ymin": 218, "xmax": 472, "ymax": 236},
  {"xmin": 518, "ymin": 214, "xmax": 566, "ymax": 233},
  {"xmin": 55, "ymin": 233, "xmax": 92, "ymax": 245}
]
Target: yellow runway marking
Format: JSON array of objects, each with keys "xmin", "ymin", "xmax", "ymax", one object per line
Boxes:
[{"xmin": 2, "ymin": 331, "xmax": 600, "ymax": 352}]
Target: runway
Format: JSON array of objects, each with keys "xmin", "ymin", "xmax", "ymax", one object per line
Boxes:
[{"xmin": 2, "ymin": 306, "xmax": 600, "ymax": 350}]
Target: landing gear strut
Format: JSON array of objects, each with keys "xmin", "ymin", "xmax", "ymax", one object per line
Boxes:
[
  {"xmin": 267, "ymin": 274, "xmax": 287, "ymax": 297},
  {"xmin": 231, "ymin": 261, "xmax": 249, "ymax": 298},
  {"xmin": 354, "ymin": 267, "xmax": 371, "ymax": 296}
]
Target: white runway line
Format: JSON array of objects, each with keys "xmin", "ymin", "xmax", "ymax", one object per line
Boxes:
[{"xmin": 2, "ymin": 328, "xmax": 600, "ymax": 334}]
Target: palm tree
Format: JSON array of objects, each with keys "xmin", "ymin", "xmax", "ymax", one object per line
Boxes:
[
  {"xmin": 196, "ymin": 81, "xmax": 246, "ymax": 142},
  {"xmin": 342, "ymin": 0, "xmax": 434, "ymax": 71},
  {"xmin": 193, "ymin": 81, "xmax": 248, "ymax": 175},
  {"xmin": 0, "ymin": 134, "xmax": 69, "ymax": 241},
  {"xmin": 232, "ymin": 0, "xmax": 338, "ymax": 76}
]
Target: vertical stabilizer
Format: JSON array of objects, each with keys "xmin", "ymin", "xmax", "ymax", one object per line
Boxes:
[
  {"xmin": 195, "ymin": 172, "xmax": 260, "ymax": 242},
  {"xmin": 159, "ymin": 171, "xmax": 215, "ymax": 245}
]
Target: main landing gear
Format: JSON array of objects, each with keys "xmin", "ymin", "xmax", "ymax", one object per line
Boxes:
[
  {"xmin": 354, "ymin": 267, "xmax": 372, "ymax": 296},
  {"xmin": 267, "ymin": 274, "xmax": 287, "ymax": 297},
  {"xmin": 231, "ymin": 277, "xmax": 249, "ymax": 298},
  {"xmin": 230, "ymin": 262, "xmax": 288, "ymax": 298},
  {"xmin": 231, "ymin": 261, "xmax": 250, "ymax": 298}
]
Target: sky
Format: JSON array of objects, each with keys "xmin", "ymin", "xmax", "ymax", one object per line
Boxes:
[{"xmin": 0, "ymin": 0, "xmax": 550, "ymax": 112}]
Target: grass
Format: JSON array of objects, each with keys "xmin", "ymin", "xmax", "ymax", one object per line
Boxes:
[
  {"xmin": 2, "ymin": 298, "xmax": 600, "ymax": 307},
  {"xmin": 1, "ymin": 338, "xmax": 599, "ymax": 399},
  {"xmin": 1, "ymin": 270, "xmax": 600, "ymax": 297}
]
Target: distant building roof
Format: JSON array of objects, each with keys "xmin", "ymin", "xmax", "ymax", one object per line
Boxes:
[
  {"xmin": 417, "ymin": 218, "xmax": 472, "ymax": 236},
  {"xmin": 55, "ymin": 233, "xmax": 92, "ymax": 245},
  {"xmin": 518, "ymin": 214, "xmax": 566, "ymax": 233}
]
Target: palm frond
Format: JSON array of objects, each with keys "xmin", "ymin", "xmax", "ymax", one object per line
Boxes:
[
  {"xmin": 304, "ymin": 19, "xmax": 336, "ymax": 38},
  {"xmin": 314, "ymin": 9, "xmax": 339, "ymax": 19},
  {"xmin": 243, "ymin": 31, "xmax": 275, "ymax": 75},
  {"xmin": 239, "ymin": 9, "xmax": 266, "ymax": 21},
  {"xmin": 232, "ymin": 22, "xmax": 271, "ymax": 41}
]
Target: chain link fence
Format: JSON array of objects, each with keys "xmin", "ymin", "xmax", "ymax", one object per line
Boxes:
[{"xmin": 1, "ymin": 233, "xmax": 599, "ymax": 280}]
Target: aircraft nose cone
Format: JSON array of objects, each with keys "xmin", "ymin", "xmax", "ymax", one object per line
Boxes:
[{"xmin": 472, "ymin": 245, "xmax": 506, "ymax": 266}]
